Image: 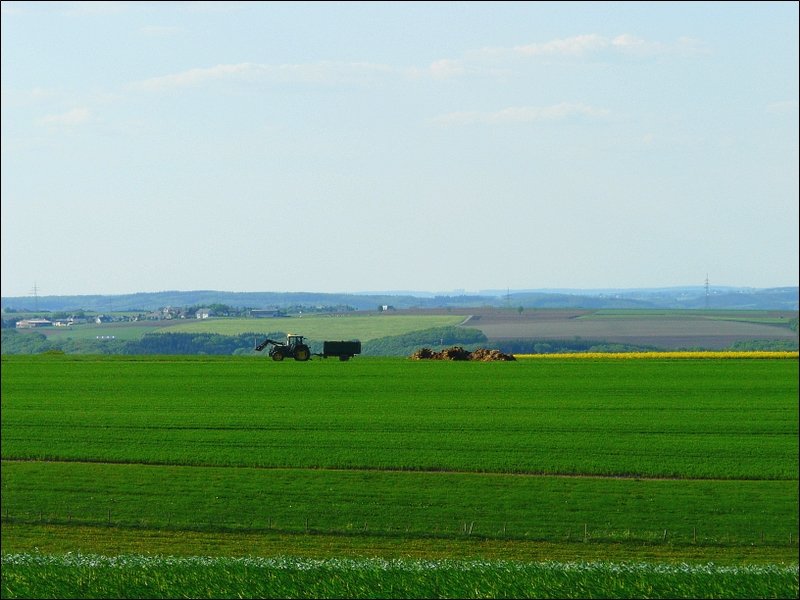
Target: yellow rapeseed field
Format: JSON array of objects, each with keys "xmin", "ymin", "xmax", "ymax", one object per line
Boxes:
[{"xmin": 513, "ymin": 351, "xmax": 799, "ymax": 359}]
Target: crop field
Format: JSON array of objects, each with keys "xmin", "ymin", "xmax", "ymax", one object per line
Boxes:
[
  {"xmin": 1, "ymin": 355, "xmax": 798, "ymax": 598},
  {"xmin": 2, "ymin": 554, "xmax": 797, "ymax": 599},
  {"xmin": 155, "ymin": 314, "xmax": 467, "ymax": 341},
  {"xmin": 460, "ymin": 308, "xmax": 799, "ymax": 349},
  {"xmin": 31, "ymin": 321, "xmax": 166, "ymax": 342},
  {"xmin": 19, "ymin": 314, "xmax": 467, "ymax": 345}
]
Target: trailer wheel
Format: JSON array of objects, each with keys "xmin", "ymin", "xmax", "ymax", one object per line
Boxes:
[
  {"xmin": 272, "ymin": 350, "xmax": 285, "ymax": 361},
  {"xmin": 339, "ymin": 355, "xmax": 350, "ymax": 361}
]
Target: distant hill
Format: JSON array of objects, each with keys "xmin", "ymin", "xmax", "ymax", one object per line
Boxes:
[{"xmin": 2, "ymin": 286, "xmax": 797, "ymax": 313}]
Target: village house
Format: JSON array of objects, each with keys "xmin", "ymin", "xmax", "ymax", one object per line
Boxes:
[{"xmin": 15, "ymin": 318, "xmax": 52, "ymax": 329}]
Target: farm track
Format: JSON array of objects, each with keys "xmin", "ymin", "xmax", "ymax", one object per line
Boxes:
[{"xmin": 3, "ymin": 457, "xmax": 791, "ymax": 483}]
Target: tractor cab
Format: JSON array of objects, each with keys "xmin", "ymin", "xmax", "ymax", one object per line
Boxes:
[{"xmin": 286, "ymin": 334, "xmax": 305, "ymax": 349}]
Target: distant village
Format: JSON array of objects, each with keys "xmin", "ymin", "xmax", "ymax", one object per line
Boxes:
[
  {"xmin": 10, "ymin": 303, "xmax": 377, "ymax": 330},
  {"xmin": 14, "ymin": 308, "xmax": 273, "ymax": 329}
]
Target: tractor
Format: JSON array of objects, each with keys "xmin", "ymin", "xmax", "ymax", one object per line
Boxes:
[{"xmin": 254, "ymin": 334, "xmax": 311, "ymax": 361}]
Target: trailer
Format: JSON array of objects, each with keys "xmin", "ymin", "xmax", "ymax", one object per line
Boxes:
[
  {"xmin": 255, "ymin": 335, "xmax": 361, "ymax": 361},
  {"xmin": 321, "ymin": 340, "xmax": 361, "ymax": 361}
]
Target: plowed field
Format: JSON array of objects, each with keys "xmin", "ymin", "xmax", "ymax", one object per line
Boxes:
[{"xmin": 455, "ymin": 309, "xmax": 798, "ymax": 349}]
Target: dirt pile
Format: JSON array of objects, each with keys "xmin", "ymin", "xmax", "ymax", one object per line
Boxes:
[
  {"xmin": 409, "ymin": 346, "xmax": 516, "ymax": 361},
  {"xmin": 469, "ymin": 348, "xmax": 517, "ymax": 361}
]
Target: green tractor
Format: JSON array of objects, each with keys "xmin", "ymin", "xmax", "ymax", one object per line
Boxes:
[{"xmin": 254, "ymin": 334, "xmax": 311, "ymax": 361}]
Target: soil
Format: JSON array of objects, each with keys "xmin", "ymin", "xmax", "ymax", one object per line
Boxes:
[{"xmin": 409, "ymin": 346, "xmax": 516, "ymax": 361}]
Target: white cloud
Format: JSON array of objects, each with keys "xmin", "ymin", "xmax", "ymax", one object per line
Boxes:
[
  {"xmin": 125, "ymin": 31, "xmax": 703, "ymax": 95},
  {"xmin": 428, "ymin": 59, "xmax": 466, "ymax": 79},
  {"xmin": 611, "ymin": 34, "xmax": 654, "ymax": 52},
  {"xmin": 474, "ymin": 33, "xmax": 705, "ymax": 62},
  {"xmin": 514, "ymin": 34, "xmax": 609, "ymax": 57},
  {"xmin": 432, "ymin": 102, "xmax": 611, "ymax": 126},
  {"xmin": 611, "ymin": 34, "xmax": 707, "ymax": 57},
  {"xmin": 129, "ymin": 61, "xmax": 396, "ymax": 91},
  {"xmin": 130, "ymin": 63, "xmax": 256, "ymax": 91},
  {"xmin": 37, "ymin": 107, "xmax": 91, "ymax": 127}
]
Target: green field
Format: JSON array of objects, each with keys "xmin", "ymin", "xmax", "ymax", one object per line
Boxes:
[
  {"xmin": 32, "ymin": 321, "xmax": 164, "ymax": 342},
  {"xmin": 2, "ymin": 355, "xmax": 798, "ymax": 598},
  {"xmin": 156, "ymin": 314, "xmax": 466, "ymax": 341}
]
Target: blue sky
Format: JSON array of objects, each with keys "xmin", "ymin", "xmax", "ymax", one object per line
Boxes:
[{"xmin": 2, "ymin": 1, "xmax": 798, "ymax": 297}]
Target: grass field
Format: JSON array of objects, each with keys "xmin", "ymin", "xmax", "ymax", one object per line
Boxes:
[
  {"xmin": 155, "ymin": 314, "xmax": 467, "ymax": 341},
  {"xmin": 20, "ymin": 314, "xmax": 467, "ymax": 344},
  {"xmin": 1, "ymin": 355, "xmax": 797, "ymax": 598},
  {"xmin": 34, "ymin": 321, "xmax": 165, "ymax": 342}
]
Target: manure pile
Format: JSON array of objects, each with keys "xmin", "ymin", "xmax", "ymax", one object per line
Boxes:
[{"xmin": 409, "ymin": 346, "xmax": 516, "ymax": 361}]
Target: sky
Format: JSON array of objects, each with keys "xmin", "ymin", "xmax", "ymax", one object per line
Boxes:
[{"xmin": 1, "ymin": 1, "xmax": 798, "ymax": 298}]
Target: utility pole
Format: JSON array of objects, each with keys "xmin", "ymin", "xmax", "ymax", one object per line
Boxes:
[
  {"xmin": 31, "ymin": 282, "xmax": 40, "ymax": 312},
  {"xmin": 704, "ymin": 274, "xmax": 709, "ymax": 309}
]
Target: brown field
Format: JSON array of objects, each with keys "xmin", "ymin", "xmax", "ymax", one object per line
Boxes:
[{"xmin": 402, "ymin": 307, "xmax": 799, "ymax": 350}]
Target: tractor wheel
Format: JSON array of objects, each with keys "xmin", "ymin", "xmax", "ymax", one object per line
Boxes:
[
  {"xmin": 294, "ymin": 345, "xmax": 311, "ymax": 361},
  {"xmin": 271, "ymin": 350, "xmax": 285, "ymax": 361}
]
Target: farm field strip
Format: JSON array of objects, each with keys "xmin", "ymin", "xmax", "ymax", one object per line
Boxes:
[
  {"xmin": 155, "ymin": 314, "xmax": 466, "ymax": 341},
  {"xmin": 4, "ymin": 522, "xmax": 795, "ymax": 565},
  {"xmin": 583, "ymin": 309, "xmax": 793, "ymax": 321},
  {"xmin": 39, "ymin": 323, "xmax": 163, "ymax": 342},
  {"xmin": 2, "ymin": 460, "xmax": 797, "ymax": 547},
  {"xmin": 2, "ymin": 358, "xmax": 797, "ymax": 480},
  {"xmin": 464, "ymin": 317, "xmax": 797, "ymax": 341},
  {"xmin": 1, "ymin": 429, "xmax": 794, "ymax": 479},
  {"xmin": 2, "ymin": 553, "xmax": 797, "ymax": 600}
]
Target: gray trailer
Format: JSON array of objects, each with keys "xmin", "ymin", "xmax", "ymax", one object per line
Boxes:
[{"xmin": 321, "ymin": 340, "xmax": 362, "ymax": 361}]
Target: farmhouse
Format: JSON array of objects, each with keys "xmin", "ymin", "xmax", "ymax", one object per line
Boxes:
[{"xmin": 15, "ymin": 318, "xmax": 52, "ymax": 328}]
